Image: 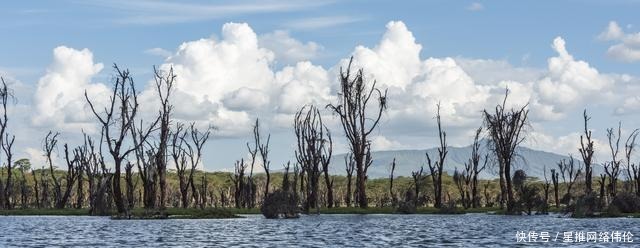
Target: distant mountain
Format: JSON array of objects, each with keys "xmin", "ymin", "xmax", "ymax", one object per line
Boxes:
[{"xmin": 329, "ymin": 140, "xmax": 602, "ymax": 179}]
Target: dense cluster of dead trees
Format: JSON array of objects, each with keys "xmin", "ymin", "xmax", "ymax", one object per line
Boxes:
[{"xmin": 3, "ymin": 57, "xmax": 640, "ymax": 217}]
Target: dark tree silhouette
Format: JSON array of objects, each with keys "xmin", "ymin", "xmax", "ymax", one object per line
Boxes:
[
  {"xmin": 557, "ymin": 155, "xmax": 582, "ymax": 201},
  {"xmin": 153, "ymin": 66, "xmax": 176, "ymax": 210},
  {"xmin": 623, "ymin": 129, "xmax": 639, "ymax": 195},
  {"xmin": 327, "ymin": 57, "xmax": 387, "ymax": 208},
  {"xmin": 344, "ymin": 154, "xmax": 355, "ymax": 207},
  {"xmin": 550, "ymin": 168, "xmax": 560, "ymax": 208},
  {"xmin": 251, "ymin": 119, "xmax": 271, "ymax": 199},
  {"xmin": 131, "ymin": 118, "xmax": 159, "ymax": 209},
  {"xmin": 483, "ymin": 89, "xmax": 529, "ymax": 213},
  {"xmin": 389, "ymin": 158, "xmax": 397, "ymax": 206},
  {"xmin": 466, "ymin": 127, "xmax": 487, "ymax": 208},
  {"xmin": 185, "ymin": 123, "xmax": 212, "ymax": 208},
  {"xmin": 230, "ymin": 159, "xmax": 246, "ymax": 208},
  {"xmin": 294, "ymin": 105, "xmax": 332, "ymax": 213},
  {"xmin": 605, "ymin": 123, "xmax": 622, "ymax": 200},
  {"xmin": 427, "ymin": 103, "xmax": 447, "ymax": 208},
  {"xmin": 85, "ymin": 65, "xmax": 153, "ymax": 215},
  {"xmin": 171, "ymin": 123, "xmax": 190, "ymax": 208},
  {"xmin": 579, "ymin": 110, "xmax": 595, "ymax": 194},
  {"xmin": 411, "ymin": 166, "xmax": 425, "ymax": 207},
  {"xmin": 0, "ymin": 78, "xmax": 15, "ymax": 209},
  {"xmin": 542, "ymin": 166, "xmax": 551, "ymax": 212}
]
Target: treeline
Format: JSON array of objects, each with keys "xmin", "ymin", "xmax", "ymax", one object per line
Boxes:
[{"xmin": 0, "ymin": 57, "xmax": 639, "ymax": 218}]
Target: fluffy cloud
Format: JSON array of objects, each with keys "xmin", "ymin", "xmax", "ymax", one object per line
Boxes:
[
  {"xmin": 259, "ymin": 30, "xmax": 322, "ymax": 65},
  {"xmin": 534, "ymin": 37, "xmax": 614, "ymax": 119},
  {"xmin": 32, "ymin": 46, "xmax": 108, "ymax": 131},
  {"xmin": 26, "ymin": 20, "xmax": 639, "ymax": 167},
  {"xmin": 598, "ymin": 21, "xmax": 640, "ymax": 63},
  {"xmin": 141, "ymin": 22, "xmax": 334, "ymax": 136}
]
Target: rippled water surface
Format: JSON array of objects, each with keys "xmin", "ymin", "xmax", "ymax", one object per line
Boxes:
[{"xmin": 0, "ymin": 214, "xmax": 638, "ymax": 247}]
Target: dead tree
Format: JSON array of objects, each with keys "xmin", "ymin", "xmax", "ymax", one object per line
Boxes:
[
  {"xmin": 579, "ymin": 110, "xmax": 595, "ymax": 194},
  {"xmin": 171, "ymin": 123, "xmax": 190, "ymax": 208},
  {"xmin": 345, "ymin": 154, "xmax": 355, "ymax": 207},
  {"xmin": 85, "ymin": 65, "xmax": 154, "ymax": 214},
  {"xmin": 542, "ymin": 166, "xmax": 551, "ymax": 212},
  {"xmin": 230, "ymin": 159, "xmax": 247, "ymax": 208},
  {"xmin": 295, "ymin": 105, "xmax": 332, "ymax": 213},
  {"xmin": 186, "ymin": 123, "xmax": 211, "ymax": 208},
  {"xmin": 412, "ymin": 166, "xmax": 425, "ymax": 207},
  {"xmin": 466, "ymin": 127, "xmax": 487, "ymax": 208},
  {"xmin": 153, "ymin": 66, "xmax": 176, "ymax": 210},
  {"xmin": 32, "ymin": 169, "xmax": 40, "ymax": 208},
  {"xmin": 326, "ymin": 57, "xmax": 387, "ymax": 208},
  {"xmin": 75, "ymin": 157, "xmax": 84, "ymax": 209},
  {"xmin": 79, "ymin": 132, "xmax": 110, "ymax": 215},
  {"xmin": 2, "ymin": 132, "xmax": 14, "ymax": 209},
  {"xmin": 604, "ymin": 123, "xmax": 622, "ymax": 199},
  {"xmin": 252, "ymin": 119, "xmax": 272, "ymax": 199},
  {"xmin": 124, "ymin": 161, "xmax": 136, "ymax": 209},
  {"xmin": 624, "ymin": 129, "xmax": 639, "ymax": 195},
  {"xmin": 557, "ymin": 155, "xmax": 582, "ymax": 201},
  {"xmin": 389, "ymin": 158, "xmax": 397, "ymax": 206},
  {"xmin": 246, "ymin": 126, "xmax": 259, "ymax": 209},
  {"xmin": 453, "ymin": 169, "xmax": 468, "ymax": 208},
  {"xmin": 483, "ymin": 89, "xmax": 529, "ymax": 213},
  {"xmin": 427, "ymin": 103, "xmax": 447, "ymax": 208},
  {"xmin": 598, "ymin": 174, "xmax": 607, "ymax": 206},
  {"xmin": 0, "ymin": 78, "xmax": 14, "ymax": 209},
  {"xmin": 131, "ymin": 120, "xmax": 159, "ymax": 209},
  {"xmin": 550, "ymin": 168, "xmax": 560, "ymax": 208},
  {"xmin": 42, "ymin": 132, "xmax": 61, "ymax": 208}
]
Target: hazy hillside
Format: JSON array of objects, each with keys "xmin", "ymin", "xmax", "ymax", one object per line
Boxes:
[{"xmin": 329, "ymin": 140, "xmax": 602, "ymax": 179}]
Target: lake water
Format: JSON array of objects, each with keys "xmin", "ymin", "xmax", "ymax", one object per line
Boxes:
[{"xmin": 0, "ymin": 214, "xmax": 638, "ymax": 247}]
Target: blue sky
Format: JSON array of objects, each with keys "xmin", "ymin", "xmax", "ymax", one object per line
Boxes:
[{"xmin": 0, "ymin": 0, "xmax": 639, "ymax": 172}]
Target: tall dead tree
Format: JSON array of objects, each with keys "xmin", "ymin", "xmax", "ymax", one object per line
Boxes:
[
  {"xmin": 2, "ymin": 132, "xmax": 14, "ymax": 209},
  {"xmin": 453, "ymin": 169, "xmax": 468, "ymax": 208},
  {"xmin": 171, "ymin": 123, "xmax": 190, "ymax": 208},
  {"xmin": 466, "ymin": 127, "xmax": 487, "ymax": 208},
  {"xmin": 295, "ymin": 105, "xmax": 332, "ymax": 213},
  {"xmin": 153, "ymin": 66, "xmax": 176, "ymax": 210},
  {"xmin": 604, "ymin": 123, "xmax": 622, "ymax": 199},
  {"xmin": 186, "ymin": 123, "xmax": 212, "ymax": 208},
  {"xmin": 131, "ymin": 119, "xmax": 159, "ymax": 209},
  {"xmin": 557, "ymin": 155, "xmax": 581, "ymax": 202},
  {"xmin": 579, "ymin": 110, "xmax": 595, "ymax": 194},
  {"xmin": 550, "ymin": 168, "xmax": 560, "ymax": 208},
  {"xmin": 389, "ymin": 158, "xmax": 397, "ymax": 206},
  {"xmin": 412, "ymin": 166, "xmax": 425, "ymax": 207},
  {"xmin": 542, "ymin": 166, "xmax": 551, "ymax": 211},
  {"xmin": 85, "ymin": 65, "xmax": 153, "ymax": 214},
  {"xmin": 251, "ymin": 119, "xmax": 271, "ymax": 199},
  {"xmin": 327, "ymin": 57, "xmax": 387, "ymax": 208},
  {"xmin": 483, "ymin": 89, "xmax": 529, "ymax": 213},
  {"xmin": 0, "ymin": 78, "xmax": 14, "ymax": 209},
  {"xmin": 230, "ymin": 159, "xmax": 246, "ymax": 208},
  {"xmin": 624, "ymin": 129, "xmax": 639, "ymax": 195},
  {"xmin": 427, "ymin": 103, "xmax": 447, "ymax": 208}
]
